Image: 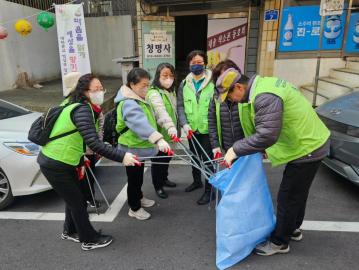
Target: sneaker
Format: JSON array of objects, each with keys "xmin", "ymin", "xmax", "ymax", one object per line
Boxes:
[
  {"xmin": 128, "ymin": 208, "xmax": 151, "ymax": 220},
  {"xmin": 141, "ymin": 197, "xmax": 155, "ymax": 208},
  {"xmin": 81, "ymin": 235, "xmax": 113, "ymax": 251},
  {"xmin": 87, "ymin": 200, "xmax": 101, "ymax": 208},
  {"xmin": 255, "ymin": 240, "xmax": 290, "ymax": 256},
  {"xmin": 61, "ymin": 231, "xmax": 80, "ymax": 243},
  {"xmin": 291, "ymin": 229, "xmax": 303, "ymax": 241}
]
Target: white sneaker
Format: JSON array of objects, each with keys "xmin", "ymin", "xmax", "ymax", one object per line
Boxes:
[
  {"xmin": 128, "ymin": 208, "xmax": 151, "ymax": 220},
  {"xmin": 141, "ymin": 197, "xmax": 155, "ymax": 208}
]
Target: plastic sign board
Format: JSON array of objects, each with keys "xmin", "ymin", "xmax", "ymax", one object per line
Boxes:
[
  {"xmin": 344, "ymin": 12, "xmax": 359, "ymax": 53},
  {"xmin": 264, "ymin": 10, "xmax": 279, "ymax": 21},
  {"xmin": 320, "ymin": 0, "xmax": 344, "ymax": 16}
]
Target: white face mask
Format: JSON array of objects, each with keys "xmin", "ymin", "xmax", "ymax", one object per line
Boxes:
[
  {"xmin": 89, "ymin": 91, "xmax": 104, "ymax": 105},
  {"xmin": 160, "ymin": 78, "xmax": 174, "ymax": 89}
]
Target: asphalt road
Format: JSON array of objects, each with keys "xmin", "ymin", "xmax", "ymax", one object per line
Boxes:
[{"xmin": 1, "ymin": 161, "xmax": 359, "ymax": 270}]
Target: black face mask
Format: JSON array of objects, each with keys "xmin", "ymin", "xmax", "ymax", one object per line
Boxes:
[{"xmin": 190, "ymin": 64, "xmax": 205, "ymax": 76}]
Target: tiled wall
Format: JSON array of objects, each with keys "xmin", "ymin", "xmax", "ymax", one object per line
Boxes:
[{"xmin": 258, "ymin": 0, "xmax": 281, "ymax": 76}]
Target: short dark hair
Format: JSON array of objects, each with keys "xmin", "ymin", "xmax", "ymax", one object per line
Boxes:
[
  {"xmin": 70, "ymin": 73, "xmax": 97, "ymax": 103},
  {"xmin": 126, "ymin": 68, "xmax": 151, "ymax": 87},
  {"xmin": 186, "ymin": 50, "xmax": 207, "ymax": 67},
  {"xmin": 152, "ymin": 63, "xmax": 176, "ymax": 92}
]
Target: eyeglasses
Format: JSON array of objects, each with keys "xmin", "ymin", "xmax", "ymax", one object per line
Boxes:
[{"xmin": 89, "ymin": 88, "xmax": 107, "ymax": 94}]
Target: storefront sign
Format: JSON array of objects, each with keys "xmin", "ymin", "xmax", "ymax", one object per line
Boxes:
[
  {"xmin": 144, "ymin": 30, "xmax": 173, "ymax": 59},
  {"xmin": 207, "ymin": 18, "xmax": 247, "ymax": 72},
  {"xmin": 141, "ymin": 20, "xmax": 175, "ymax": 79},
  {"xmin": 279, "ymin": 5, "xmax": 346, "ymax": 52},
  {"xmin": 264, "ymin": 10, "xmax": 279, "ymax": 21},
  {"xmin": 344, "ymin": 12, "xmax": 359, "ymax": 53},
  {"xmin": 55, "ymin": 4, "xmax": 91, "ymax": 96}
]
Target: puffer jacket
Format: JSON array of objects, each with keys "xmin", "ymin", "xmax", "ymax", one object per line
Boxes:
[
  {"xmin": 38, "ymin": 102, "xmax": 125, "ymax": 169},
  {"xmin": 208, "ymin": 97, "xmax": 244, "ymax": 151}
]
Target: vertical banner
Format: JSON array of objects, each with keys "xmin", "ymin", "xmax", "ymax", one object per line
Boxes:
[
  {"xmin": 344, "ymin": 12, "xmax": 359, "ymax": 53},
  {"xmin": 142, "ymin": 19, "xmax": 175, "ymax": 79},
  {"xmin": 207, "ymin": 18, "xmax": 248, "ymax": 72},
  {"xmin": 55, "ymin": 4, "xmax": 91, "ymax": 96}
]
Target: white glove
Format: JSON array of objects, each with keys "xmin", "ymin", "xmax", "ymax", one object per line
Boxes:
[
  {"xmin": 183, "ymin": 124, "xmax": 193, "ymax": 139},
  {"xmin": 157, "ymin": 138, "xmax": 171, "ymax": 154},
  {"xmin": 123, "ymin": 152, "xmax": 140, "ymax": 166},
  {"xmin": 212, "ymin": 147, "xmax": 222, "ymax": 159},
  {"xmin": 167, "ymin": 127, "xmax": 178, "ymax": 137},
  {"xmin": 224, "ymin": 147, "xmax": 237, "ymax": 167}
]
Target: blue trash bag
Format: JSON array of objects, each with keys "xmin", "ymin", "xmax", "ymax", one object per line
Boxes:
[{"xmin": 209, "ymin": 153, "xmax": 276, "ymax": 270}]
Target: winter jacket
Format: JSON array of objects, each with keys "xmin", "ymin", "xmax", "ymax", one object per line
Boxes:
[
  {"xmin": 38, "ymin": 102, "xmax": 125, "ymax": 169},
  {"xmin": 232, "ymin": 76, "xmax": 329, "ymax": 163},
  {"xmin": 208, "ymin": 97, "xmax": 245, "ymax": 152},
  {"xmin": 114, "ymin": 85, "xmax": 163, "ymax": 159}
]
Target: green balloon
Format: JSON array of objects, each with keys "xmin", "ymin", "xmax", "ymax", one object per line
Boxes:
[{"xmin": 37, "ymin": 12, "xmax": 55, "ymax": 31}]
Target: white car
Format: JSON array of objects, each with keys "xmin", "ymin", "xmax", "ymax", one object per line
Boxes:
[{"xmin": 0, "ymin": 99, "xmax": 51, "ymax": 210}]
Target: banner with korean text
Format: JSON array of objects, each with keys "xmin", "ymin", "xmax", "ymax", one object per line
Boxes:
[
  {"xmin": 207, "ymin": 18, "xmax": 248, "ymax": 72},
  {"xmin": 55, "ymin": 4, "xmax": 91, "ymax": 96}
]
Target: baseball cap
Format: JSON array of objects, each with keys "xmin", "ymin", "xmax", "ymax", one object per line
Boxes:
[{"xmin": 215, "ymin": 68, "xmax": 242, "ymax": 102}]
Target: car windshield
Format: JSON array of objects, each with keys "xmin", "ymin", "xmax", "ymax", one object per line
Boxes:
[{"xmin": 0, "ymin": 100, "xmax": 31, "ymax": 120}]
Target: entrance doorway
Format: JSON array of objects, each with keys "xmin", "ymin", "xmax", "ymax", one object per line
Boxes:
[{"xmin": 175, "ymin": 15, "xmax": 208, "ymax": 82}]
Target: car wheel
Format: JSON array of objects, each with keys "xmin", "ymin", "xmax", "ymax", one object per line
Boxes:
[{"xmin": 0, "ymin": 168, "xmax": 14, "ymax": 210}]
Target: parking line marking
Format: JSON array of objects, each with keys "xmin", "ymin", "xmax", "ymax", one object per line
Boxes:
[
  {"xmin": 0, "ymin": 168, "xmax": 147, "ymax": 222},
  {"xmin": 302, "ymin": 221, "xmax": 359, "ymax": 232}
]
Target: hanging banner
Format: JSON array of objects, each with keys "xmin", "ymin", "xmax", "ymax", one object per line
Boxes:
[
  {"xmin": 141, "ymin": 19, "xmax": 175, "ymax": 79},
  {"xmin": 207, "ymin": 18, "xmax": 248, "ymax": 72},
  {"xmin": 279, "ymin": 5, "xmax": 346, "ymax": 52},
  {"xmin": 55, "ymin": 4, "xmax": 91, "ymax": 96}
]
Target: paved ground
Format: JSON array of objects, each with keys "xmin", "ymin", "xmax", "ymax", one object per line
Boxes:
[
  {"xmin": 1, "ymin": 161, "xmax": 359, "ymax": 270},
  {"xmin": 0, "ymin": 76, "xmax": 122, "ymax": 112}
]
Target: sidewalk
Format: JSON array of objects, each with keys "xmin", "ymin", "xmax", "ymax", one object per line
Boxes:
[{"xmin": 0, "ymin": 76, "xmax": 122, "ymax": 113}]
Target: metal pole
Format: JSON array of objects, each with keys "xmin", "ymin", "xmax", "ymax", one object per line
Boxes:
[
  {"xmin": 313, "ymin": 15, "xmax": 325, "ymax": 107},
  {"xmin": 87, "ymin": 167, "xmax": 111, "ymax": 210},
  {"xmin": 84, "ymin": 170, "xmax": 99, "ymax": 215}
]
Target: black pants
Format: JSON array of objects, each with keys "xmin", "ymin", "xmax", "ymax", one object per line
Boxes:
[
  {"xmin": 40, "ymin": 165, "xmax": 99, "ymax": 242},
  {"xmin": 79, "ymin": 154, "xmax": 97, "ymax": 202},
  {"xmin": 271, "ymin": 160, "xmax": 322, "ymax": 245},
  {"xmin": 126, "ymin": 164, "xmax": 145, "ymax": 211},
  {"xmin": 151, "ymin": 151, "xmax": 172, "ymax": 190},
  {"xmin": 188, "ymin": 133, "xmax": 214, "ymax": 191}
]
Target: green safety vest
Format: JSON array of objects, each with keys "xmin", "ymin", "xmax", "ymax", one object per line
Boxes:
[
  {"xmin": 147, "ymin": 86, "xmax": 177, "ymax": 142},
  {"xmin": 42, "ymin": 103, "xmax": 95, "ymax": 166},
  {"xmin": 116, "ymin": 98, "xmax": 158, "ymax": 148},
  {"xmin": 183, "ymin": 80, "xmax": 215, "ymax": 134},
  {"xmin": 215, "ymin": 101, "xmax": 242, "ymax": 149},
  {"xmin": 240, "ymin": 76, "xmax": 330, "ymax": 166}
]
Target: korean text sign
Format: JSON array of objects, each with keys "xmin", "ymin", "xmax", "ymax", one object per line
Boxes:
[
  {"xmin": 55, "ymin": 4, "xmax": 91, "ymax": 96},
  {"xmin": 279, "ymin": 5, "xmax": 346, "ymax": 52}
]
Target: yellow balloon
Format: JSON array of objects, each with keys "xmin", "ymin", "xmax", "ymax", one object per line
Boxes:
[{"xmin": 14, "ymin": 19, "xmax": 32, "ymax": 37}]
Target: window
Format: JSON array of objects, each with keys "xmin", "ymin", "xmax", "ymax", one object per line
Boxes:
[{"xmin": 0, "ymin": 100, "xmax": 30, "ymax": 120}]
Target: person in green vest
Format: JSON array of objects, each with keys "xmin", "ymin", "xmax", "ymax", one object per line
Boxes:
[
  {"xmin": 146, "ymin": 63, "xmax": 180, "ymax": 199},
  {"xmin": 215, "ymin": 66, "xmax": 330, "ymax": 256},
  {"xmin": 177, "ymin": 50, "xmax": 215, "ymax": 205},
  {"xmin": 38, "ymin": 74, "xmax": 139, "ymax": 251},
  {"xmin": 62, "ymin": 72, "xmax": 103, "ymax": 209},
  {"xmin": 114, "ymin": 68, "xmax": 172, "ymax": 221}
]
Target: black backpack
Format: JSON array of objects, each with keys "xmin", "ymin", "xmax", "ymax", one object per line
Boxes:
[
  {"xmin": 103, "ymin": 103, "xmax": 128, "ymax": 147},
  {"xmin": 28, "ymin": 104, "xmax": 77, "ymax": 146}
]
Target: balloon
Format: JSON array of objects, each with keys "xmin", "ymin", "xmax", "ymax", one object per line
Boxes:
[
  {"xmin": 0, "ymin": 25, "xmax": 8, "ymax": 40},
  {"xmin": 14, "ymin": 19, "xmax": 32, "ymax": 37},
  {"xmin": 37, "ymin": 12, "xmax": 55, "ymax": 31}
]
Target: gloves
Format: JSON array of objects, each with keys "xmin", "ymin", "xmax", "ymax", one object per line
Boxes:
[
  {"xmin": 212, "ymin": 147, "xmax": 222, "ymax": 159},
  {"xmin": 168, "ymin": 127, "xmax": 180, "ymax": 142},
  {"xmin": 123, "ymin": 152, "xmax": 141, "ymax": 166},
  {"xmin": 223, "ymin": 147, "xmax": 237, "ymax": 168},
  {"xmin": 157, "ymin": 139, "xmax": 173, "ymax": 155},
  {"xmin": 183, "ymin": 124, "xmax": 193, "ymax": 139}
]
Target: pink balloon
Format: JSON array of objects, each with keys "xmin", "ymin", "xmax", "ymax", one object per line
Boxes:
[{"xmin": 0, "ymin": 25, "xmax": 8, "ymax": 40}]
